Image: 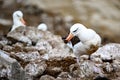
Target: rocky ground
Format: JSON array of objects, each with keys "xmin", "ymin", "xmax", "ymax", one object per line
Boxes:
[
  {"xmin": 0, "ymin": 0, "xmax": 120, "ymax": 80},
  {"xmin": 0, "ymin": 26, "xmax": 120, "ymax": 80}
]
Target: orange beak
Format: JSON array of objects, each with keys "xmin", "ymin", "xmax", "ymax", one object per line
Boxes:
[
  {"xmin": 20, "ymin": 18, "xmax": 26, "ymax": 25},
  {"xmin": 65, "ymin": 33, "xmax": 74, "ymax": 41}
]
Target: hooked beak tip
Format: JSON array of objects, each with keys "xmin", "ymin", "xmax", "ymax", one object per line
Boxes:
[{"xmin": 65, "ymin": 33, "xmax": 74, "ymax": 42}]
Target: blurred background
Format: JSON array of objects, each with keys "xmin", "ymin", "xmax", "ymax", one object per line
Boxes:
[{"xmin": 0, "ymin": 0, "xmax": 120, "ymax": 44}]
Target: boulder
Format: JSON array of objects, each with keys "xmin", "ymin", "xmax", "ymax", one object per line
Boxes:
[
  {"xmin": 39, "ymin": 75, "xmax": 55, "ymax": 80},
  {"xmin": 91, "ymin": 43, "xmax": 120, "ymax": 62},
  {"xmin": 25, "ymin": 60, "xmax": 47, "ymax": 77}
]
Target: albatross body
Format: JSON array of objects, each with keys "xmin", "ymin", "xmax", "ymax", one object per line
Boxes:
[
  {"xmin": 11, "ymin": 10, "xmax": 26, "ymax": 31},
  {"xmin": 65, "ymin": 23, "xmax": 101, "ymax": 60}
]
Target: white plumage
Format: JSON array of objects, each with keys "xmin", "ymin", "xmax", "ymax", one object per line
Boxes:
[
  {"xmin": 65, "ymin": 23, "xmax": 101, "ymax": 61},
  {"xmin": 37, "ymin": 23, "xmax": 47, "ymax": 31},
  {"xmin": 11, "ymin": 10, "xmax": 26, "ymax": 31}
]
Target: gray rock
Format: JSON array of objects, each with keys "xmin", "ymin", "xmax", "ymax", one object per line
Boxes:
[
  {"xmin": 0, "ymin": 65, "xmax": 7, "ymax": 77},
  {"xmin": 7, "ymin": 26, "xmax": 74, "ymax": 59},
  {"xmin": 0, "ymin": 50, "xmax": 25, "ymax": 80},
  {"xmin": 14, "ymin": 51, "xmax": 41, "ymax": 62},
  {"xmin": 57, "ymin": 72, "xmax": 72, "ymax": 79},
  {"xmin": 36, "ymin": 39, "xmax": 52, "ymax": 55},
  {"xmin": 91, "ymin": 43, "xmax": 120, "ymax": 62},
  {"xmin": 33, "ymin": 33, "xmax": 74, "ymax": 59},
  {"xmin": 45, "ymin": 35, "xmax": 75, "ymax": 59},
  {"xmin": 7, "ymin": 26, "xmax": 46, "ymax": 45},
  {"xmin": 112, "ymin": 77, "xmax": 120, "ymax": 80},
  {"xmin": 7, "ymin": 26, "xmax": 32, "ymax": 45},
  {"xmin": 13, "ymin": 42, "xmax": 24, "ymax": 48},
  {"xmin": 46, "ymin": 67, "xmax": 62, "ymax": 77},
  {"xmin": 79, "ymin": 61, "xmax": 103, "ymax": 78},
  {"xmin": 112, "ymin": 60, "xmax": 120, "ymax": 72},
  {"xmin": 103, "ymin": 62, "xmax": 113, "ymax": 73},
  {"xmin": 48, "ymin": 48, "xmax": 74, "ymax": 59},
  {"xmin": 23, "ymin": 46, "xmax": 42, "ymax": 52},
  {"xmin": 2, "ymin": 45, "xmax": 13, "ymax": 52},
  {"xmin": 23, "ymin": 27, "xmax": 45, "ymax": 44},
  {"xmin": 40, "ymin": 75, "xmax": 55, "ymax": 80},
  {"xmin": 0, "ymin": 39, "xmax": 8, "ymax": 47},
  {"xmin": 25, "ymin": 60, "xmax": 47, "ymax": 77},
  {"xmin": 69, "ymin": 63, "xmax": 80, "ymax": 77}
]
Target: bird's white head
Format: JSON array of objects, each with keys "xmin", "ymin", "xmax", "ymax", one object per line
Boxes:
[
  {"xmin": 13, "ymin": 10, "xmax": 26, "ymax": 25},
  {"xmin": 66, "ymin": 23, "xmax": 86, "ymax": 41},
  {"xmin": 11, "ymin": 10, "xmax": 26, "ymax": 31},
  {"xmin": 37, "ymin": 23, "xmax": 47, "ymax": 31}
]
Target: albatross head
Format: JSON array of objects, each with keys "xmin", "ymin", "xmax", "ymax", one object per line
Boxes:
[
  {"xmin": 66, "ymin": 23, "xmax": 86, "ymax": 41},
  {"xmin": 13, "ymin": 10, "xmax": 26, "ymax": 26},
  {"xmin": 37, "ymin": 23, "xmax": 47, "ymax": 31},
  {"xmin": 11, "ymin": 10, "xmax": 26, "ymax": 31}
]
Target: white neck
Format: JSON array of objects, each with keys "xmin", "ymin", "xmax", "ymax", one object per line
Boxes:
[
  {"xmin": 11, "ymin": 18, "xmax": 25, "ymax": 31},
  {"xmin": 13, "ymin": 18, "xmax": 25, "ymax": 27}
]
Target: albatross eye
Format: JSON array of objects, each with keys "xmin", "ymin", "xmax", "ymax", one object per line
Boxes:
[
  {"xmin": 16, "ymin": 14, "xmax": 20, "ymax": 17},
  {"xmin": 73, "ymin": 28, "xmax": 78, "ymax": 33}
]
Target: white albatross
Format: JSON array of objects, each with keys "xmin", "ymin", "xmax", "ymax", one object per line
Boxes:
[
  {"xmin": 37, "ymin": 23, "xmax": 48, "ymax": 31},
  {"xmin": 65, "ymin": 23, "xmax": 101, "ymax": 62},
  {"xmin": 10, "ymin": 10, "xmax": 26, "ymax": 31}
]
